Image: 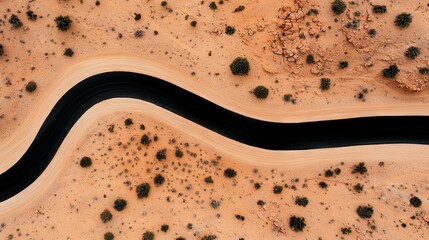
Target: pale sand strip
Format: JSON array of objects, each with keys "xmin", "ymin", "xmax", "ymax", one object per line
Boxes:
[{"xmin": 1, "ymin": 98, "xmax": 429, "ymax": 217}]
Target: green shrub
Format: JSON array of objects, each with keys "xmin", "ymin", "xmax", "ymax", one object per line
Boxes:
[
  {"xmin": 234, "ymin": 5, "xmax": 245, "ymax": 12},
  {"xmin": 352, "ymin": 162, "xmax": 367, "ymax": 174},
  {"xmin": 319, "ymin": 181, "xmax": 328, "ymax": 189},
  {"xmin": 79, "ymin": 156, "xmax": 92, "ymax": 168},
  {"xmin": 257, "ymin": 200, "xmax": 265, "ymax": 206},
  {"xmin": 142, "ymin": 231, "xmax": 154, "ymax": 240},
  {"xmin": 104, "ymin": 232, "xmax": 115, "ymax": 240},
  {"xmin": 341, "ymin": 227, "xmax": 352, "ymax": 235},
  {"xmin": 320, "ymin": 78, "xmax": 331, "ymax": 91},
  {"xmin": 0, "ymin": 44, "xmax": 4, "ymax": 56},
  {"xmin": 382, "ymin": 64, "xmax": 399, "ymax": 78},
  {"xmin": 134, "ymin": 30, "xmax": 144, "ymax": 38},
  {"xmin": 100, "ymin": 209, "xmax": 113, "ymax": 223},
  {"xmin": 418, "ymin": 67, "xmax": 429, "ymax": 75},
  {"xmin": 136, "ymin": 183, "xmax": 151, "ymax": 198},
  {"xmin": 395, "ymin": 13, "xmax": 412, "ymax": 28},
  {"xmin": 191, "ymin": 21, "xmax": 197, "ymax": 27},
  {"xmin": 201, "ymin": 235, "xmax": 217, "ymax": 240},
  {"xmin": 306, "ymin": 54, "xmax": 315, "ymax": 64},
  {"xmin": 230, "ymin": 57, "xmax": 250, "ymax": 75},
  {"xmin": 273, "ymin": 185, "xmax": 283, "ymax": 194},
  {"xmin": 372, "ymin": 5, "xmax": 386, "ymax": 14},
  {"xmin": 339, "ymin": 61, "xmax": 348, "ymax": 69},
  {"xmin": 283, "ymin": 94, "xmax": 292, "ymax": 102},
  {"xmin": 409, "ymin": 196, "xmax": 422, "ymax": 207},
  {"xmin": 26, "ymin": 10, "xmax": 38, "ymax": 21},
  {"xmin": 175, "ymin": 148, "xmax": 183, "ymax": 158},
  {"xmin": 334, "ymin": 168, "xmax": 341, "ymax": 175},
  {"xmin": 331, "ymin": 0, "xmax": 346, "ymax": 15},
  {"xmin": 176, "ymin": 237, "xmax": 186, "ymax": 240},
  {"xmin": 95, "ymin": 0, "xmax": 100, "ymax": 6},
  {"xmin": 140, "ymin": 134, "xmax": 151, "ymax": 145},
  {"xmin": 9, "ymin": 14, "xmax": 23, "ymax": 29},
  {"xmin": 289, "ymin": 216, "xmax": 306, "ymax": 232},
  {"xmin": 113, "ymin": 198, "xmax": 127, "ymax": 211},
  {"xmin": 161, "ymin": 224, "xmax": 169, "ymax": 232},
  {"xmin": 55, "ymin": 15, "xmax": 72, "ymax": 31},
  {"xmin": 154, "ymin": 174, "xmax": 165, "ymax": 186},
  {"xmin": 353, "ymin": 183, "xmax": 364, "ymax": 193},
  {"xmin": 224, "ymin": 168, "xmax": 237, "ymax": 178},
  {"xmin": 134, "ymin": 13, "xmax": 142, "ymax": 21},
  {"xmin": 254, "ymin": 182, "xmax": 261, "ymax": 189},
  {"xmin": 156, "ymin": 148, "xmax": 167, "ymax": 160},
  {"xmin": 252, "ymin": 85, "xmax": 269, "ymax": 99},
  {"xmin": 404, "ymin": 46, "xmax": 420, "ymax": 59},
  {"xmin": 25, "ymin": 81, "xmax": 37, "ymax": 93},
  {"xmin": 235, "ymin": 214, "xmax": 245, "ymax": 221},
  {"xmin": 204, "ymin": 176, "xmax": 214, "ymax": 184},
  {"xmin": 209, "ymin": 2, "xmax": 217, "ymax": 10},
  {"xmin": 140, "ymin": 124, "xmax": 145, "ymax": 130},
  {"xmin": 325, "ymin": 169, "xmax": 334, "ymax": 177},
  {"xmin": 64, "ymin": 48, "xmax": 74, "ymax": 57},
  {"xmin": 161, "ymin": 1, "xmax": 167, "ymax": 6},
  {"xmin": 225, "ymin": 26, "xmax": 236, "ymax": 35},
  {"xmin": 356, "ymin": 205, "xmax": 373, "ymax": 218},
  {"xmin": 368, "ymin": 28, "xmax": 377, "ymax": 37},
  {"xmin": 295, "ymin": 196, "xmax": 309, "ymax": 207},
  {"xmin": 124, "ymin": 118, "xmax": 133, "ymax": 126}
]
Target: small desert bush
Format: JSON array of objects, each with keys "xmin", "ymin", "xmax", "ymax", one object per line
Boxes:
[
  {"xmin": 134, "ymin": 13, "xmax": 141, "ymax": 21},
  {"xmin": 142, "ymin": 231, "xmax": 154, "ymax": 240},
  {"xmin": 352, "ymin": 162, "xmax": 367, "ymax": 174},
  {"xmin": 190, "ymin": 21, "xmax": 197, "ymax": 27},
  {"xmin": 26, "ymin": 10, "xmax": 38, "ymax": 21},
  {"xmin": 404, "ymin": 46, "xmax": 420, "ymax": 59},
  {"xmin": 136, "ymin": 183, "xmax": 151, "ymax": 198},
  {"xmin": 319, "ymin": 181, "xmax": 328, "ymax": 188},
  {"xmin": 341, "ymin": 227, "xmax": 352, "ymax": 235},
  {"xmin": 257, "ymin": 200, "xmax": 266, "ymax": 206},
  {"xmin": 175, "ymin": 148, "xmax": 183, "ymax": 158},
  {"xmin": 372, "ymin": 5, "xmax": 386, "ymax": 14},
  {"xmin": 104, "ymin": 232, "xmax": 115, "ymax": 240},
  {"xmin": 100, "ymin": 209, "xmax": 113, "ymax": 223},
  {"xmin": 382, "ymin": 64, "xmax": 400, "ymax": 78},
  {"xmin": 55, "ymin": 15, "xmax": 72, "ymax": 31},
  {"xmin": 225, "ymin": 26, "xmax": 236, "ymax": 35},
  {"xmin": 204, "ymin": 176, "xmax": 214, "ymax": 184},
  {"xmin": 134, "ymin": 29, "xmax": 144, "ymax": 38},
  {"xmin": 419, "ymin": 67, "xmax": 429, "ymax": 75},
  {"xmin": 283, "ymin": 94, "xmax": 292, "ymax": 102},
  {"xmin": 156, "ymin": 148, "xmax": 167, "ymax": 160},
  {"xmin": 320, "ymin": 78, "xmax": 331, "ymax": 91},
  {"xmin": 289, "ymin": 216, "xmax": 306, "ymax": 232},
  {"xmin": 25, "ymin": 81, "xmax": 37, "ymax": 93},
  {"xmin": 273, "ymin": 185, "xmax": 283, "ymax": 194},
  {"xmin": 252, "ymin": 85, "xmax": 269, "ymax": 99},
  {"xmin": 124, "ymin": 118, "xmax": 133, "ymax": 126},
  {"xmin": 234, "ymin": 5, "xmax": 245, "ymax": 12},
  {"xmin": 339, "ymin": 61, "xmax": 348, "ymax": 69},
  {"xmin": 79, "ymin": 156, "xmax": 92, "ymax": 168},
  {"xmin": 224, "ymin": 168, "xmax": 237, "ymax": 178},
  {"xmin": 161, "ymin": 224, "xmax": 169, "ymax": 232},
  {"xmin": 353, "ymin": 183, "xmax": 364, "ymax": 193},
  {"xmin": 0, "ymin": 44, "xmax": 4, "ymax": 56},
  {"xmin": 356, "ymin": 205, "xmax": 373, "ymax": 218},
  {"xmin": 140, "ymin": 134, "xmax": 151, "ymax": 145},
  {"xmin": 409, "ymin": 196, "xmax": 422, "ymax": 207},
  {"xmin": 209, "ymin": 2, "xmax": 217, "ymax": 10},
  {"xmin": 395, "ymin": 13, "xmax": 412, "ymax": 28},
  {"xmin": 331, "ymin": 0, "xmax": 346, "ymax": 15},
  {"xmin": 154, "ymin": 174, "xmax": 165, "ymax": 186},
  {"xmin": 254, "ymin": 182, "xmax": 261, "ymax": 189},
  {"xmin": 230, "ymin": 57, "xmax": 250, "ymax": 75},
  {"xmin": 9, "ymin": 14, "xmax": 23, "ymax": 29},
  {"xmin": 201, "ymin": 235, "xmax": 217, "ymax": 240},
  {"xmin": 113, "ymin": 198, "xmax": 127, "ymax": 211},
  {"xmin": 161, "ymin": 1, "xmax": 167, "ymax": 6},
  {"xmin": 64, "ymin": 48, "xmax": 74, "ymax": 57},
  {"xmin": 295, "ymin": 196, "xmax": 309, "ymax": 207},
  {"xmin": 235, "ymin": 214, "xmax": 245, "ymax": 221},
  {"xmin": 306, "ymin": 54, "xmax": 315, "ymax": 64}
]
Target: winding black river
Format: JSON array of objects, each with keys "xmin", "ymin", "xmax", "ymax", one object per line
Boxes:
[{"xmin": 0, "ymin": 71, "xmax": 428, "ymax": 201}]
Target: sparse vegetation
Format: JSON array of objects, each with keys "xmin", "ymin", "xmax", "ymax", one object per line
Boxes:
[
  {"xmin": 410, "ymin": 196, "xmax": 422, "ymax": 207},
  {"xmin": 26, "ymin": 10, "xmax": 38, "ymax": 21},
  {"xmin": 368, "ymin": 28, "xmax": 377, "ymax": 37},
  {"xmin": 204, "ymin": 176, "xmax": 214, "ymax": 184},
  {"xmin": 209, "ymin": 2, "xmax": 217, "ymax": 10},
  {"xmin": 306, "ymin": 54, "xmax": 315, "ymax": 64},
  {"xmin": 372, "ymin": 5, "xmax": 387, "ymax": 14},
  {"xmin": 124, "ymin": 118, "xmax": 133, "ymax": 126},
  {"xmin": 419, "ymin": 67, "xmax": 429, "ymax": 75},
  {"xmin": 319, "ymin": 181, "xmax": 328, "ymax": 189},
  {"xmin": 257, "ymin": 200, "xmax": 265, "ymax": 206},
  {"xmin": 273, "ymin": 185, "xmax": 283, "ymax": 194},
  {"xmin": 113, "ymin": 198, "xmax": 127, "ymax": 211},
  {"xmin": 339, "ymin": 61, "xmax": 348, "ymax": 69},
  {"xmin": 134, "ymin": 13, "xmax": 141, "ymax": 21},
  {"xmin": 156, "ymin": 148, "xmax": 167, "ymax": 160},
  {"xmin": 224, "ymin": 168, "xmax": 237, "ymax": 178},
  {"xmin": 395, "ymin": 13, "xmax": 412, "ymax": 28},
  {"xmin": 142, "ymin": 231, "xmax": 154, "ymax": 240},
  {"xmin": 404, "ymin": 46, "xmax": 420, "ymax": 59},
  {"xmin": 136, "ymin": 183, "xmax": 151, "ymax": 198},
  {"xmin": 25, "ymin": 81, "xmax": 37, "ymax": 93},
  {"xmin": 191, "ymin": 21, "xmax": 197, "ymax": 27},
  {"xmin": 104, "ymin": 232, "xmax": 115, "ymax": 240},
  {"xmin": 353, "ymin": 183, "xmax": 364, "ymax": 193},
  {"xmin": 234, "ymin": 5, "xmax": 245, "ymax": 12},
  {"xmin": 201, "ymin": 235, "xmax": 217, "ymax": 240},
  {"xmin": 161, "ymin": 224, "xmax": 169, "ymax": 232},
  {"xmin": 79, "ymin": 156, "xmax": 92, "ymax": 168},
  {"xmin": 154, "ymin": 174, "xmax": 165, "ymax": 186},
  {"xmin": 55, "ymin": 15, "xmax": 72, "ymax": 31},
  {"xmin": 295, "ymin": 196, "xmax": 309, "ymax": 207},
  {"xmin": 9, "ymin": 14, "xmax": 23, "ymax": 29},
  {"xmin": 225, "ymin": 26, "xmax": 236, "ymax": 35},
  {"xmin": 331, "ymin": 0, "xmax": 347, "ymax": 15},
  {"xmin": 320, "ymin": 78, "xmax": 331, "ymax": 91},
  {"xmin": 283, "ymin": 94, "xmax": 293, "ymax": 102},
  {"xmin": 64, "ymin": 48, "xmax": 74, "ymax": 57},
  {"xmin": 0, "ymin": 44, "xmax": 4, "ymax": 56},
  {"xmin": 134, "ymin": 29, "xmax": 144, "ymax": 38},
  {"xmin": 352, "ymin": 162, "xmax": 367, "ymax": 174},
  {"xmin": 356, "ymin": 205, "xmax": 374, "ymax": 218},
  {"xmin": 289, "ymin": 216, "xmax": 306, "ymax": 232},
  {"xmin": 254, "ymin": 182, "xmax": 261, "ymax": 189},
  {"xmin": 175, "ymin": 148, "xmax": 183, "ymax": 158},
  {"xmin": 252, "ymin": 85, "xmax": 269, "ymax": 99},
  {"xmin": 341, "ymin": 227, "xmax": 352, "ymax": 235},
  {"xmin": 382, "ymin": 64, "xmax": 400, "ymax": 78},
  {"xmin": 161, "ymin": 1, "xmax": 167, "ymax": 7},
  {"xmin": 100, "ymin": 209, "xmax": 113, "ymax": 223},
  {"xmin": 230, "ymin": 57, "xmax": 250, "ymax": 75},
  {"xmin": 140, "ymin": 134, "xmax": 151, "ymax": 145},
  {"xmin": 235, "ymin": 214, "xmax": 245, "ymax": 221}
]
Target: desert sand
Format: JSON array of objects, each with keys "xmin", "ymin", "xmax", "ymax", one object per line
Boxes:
[{"xmin": 0, "ymin": 0, "xmax": 428, "ymax": 239}]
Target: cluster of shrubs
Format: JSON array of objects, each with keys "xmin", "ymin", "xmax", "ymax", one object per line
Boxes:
[
  {"xmin": 372, "ymin": 5, "xmax": 387, "ymax": 14},
  {"xmin": 353, "ymin": 183, "xmax": 364, "ymax": 193},
  {"xmin": 352, "ymin": 162, "xmax": 367, "ymax": 174},
  {"xmin": 55, "ymin": 15, "xmax": 72, "ymax": 31},
  {"xmin": 9, "ymin": 14, "xmax": 23, "ymax": 29},
  {"xmin": 234, "ymin": 5, "xmax": 245, "ymax": 12},
  {"xmin": 395, "ymin": 13, "xmax": 412, "ymax": 28},
  {"xmin": 404, "ymin": 46, "xmax": 420, "ymax": 59},
  {"xmin": 153, "ymin": 174, "xmax": 165, "ymax": 186},
  {"xmin": 156, "ymin": 148, "xmax": 167, "ymax": 160},
  {"xmin": 141, "ymin": 134, "xmax": 151, "ymax": 145},
  {"xmin": 341, "ymin": 227, "xmax": 352, "ymax": 235},
  {"xmin": 224, "ymin": 168, "xmax": 237, "ymax": 178},
  {"xmin": 289, "ymin": 216, "xmax": 306, "ymax": 231},
  {"xmin": 175, "ymin": 148, "xmax": 183, "ymax": 158},
  {"xmin": 382, "ymin": 64, "xmax": 400, "ymax": 78},
  {"xmin": 295, "ymin": 196, "xmax": 309, "ymax": 207},
  {"xmin": 64, "ymin": 48, "xmax": 74, "ymax": 57},
  {"xmin": 26, "ymin": 10, "xmax": 38, "ymax": 21},
  {"xmin": 356, "ymin": 205, "xmax": 373, "ymax": 218}
]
